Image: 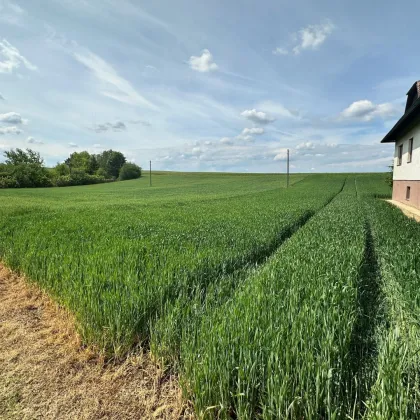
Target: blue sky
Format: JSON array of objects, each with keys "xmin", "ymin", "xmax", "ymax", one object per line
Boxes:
[{"xmin": 0, "ymin": 0, "xmax": 416, "ymax": 172}]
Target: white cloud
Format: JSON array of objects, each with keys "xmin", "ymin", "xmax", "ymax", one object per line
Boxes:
[
  {"xmin": 188, "ymin": 49, "xmax": 218, "ymax": 72},
  {"xmin": 0, "ymin": 126, "xmax": 22, "ymax": 135},
  {"xmin": 0, "ymin": 1, "xmax": 25, "ymax": 26},
  {"xmin": 296, "ymin": 141, "xmax": 315, "ymax": 150},
  {"xmin": 73, "ymin": 49, "xmax": 157, "ymax": 109},
  {"xmin": 272, "ymin": 47, "xmax": 289, "ymax": 56},
  {"xmin": 273, "ymin": 148, "xmax": 290, "ymax": 161},
  {"xmin": 0, "ymin": 39, "xmax": 37, "ymax": 73},
  {"xmin": 129, "ymin": 119, "xmax": 151, "ymax": 127},
  {"xmin": 256, "ymin": 101, "xmax": 300, "ymax": 119},
  {"xmin": 242, "ymin": 127, "xmax": 264, "ymax": 135},
  {"xmin": 0, "ymin": 111, "xmax": 22, "ymax": 124},
  {"xmin": 27, "ymin": 136, "xmax": 43, "ymax": 144},
  {"xmin": 0, "ymin": 93, "xmax": 4, "ymax": 100},
  {"xmin": 68, "ymin": 142, "xmax": 78, "ymax": 148},
  {"xmin": 241, "ymin": 109, "xmax": 275, "ymax": 124},
  {"xmin": 191, "ymin": 146, "xmax": 202, "ymax": 155},
  {"xmin": 220, "ymin": 137, "xmax": 233, "ymax": 145},
  {"xmin": 293, "ymin": 20, "xmax": 335, "ymax": 54},
  {"xmin": 91, "ymin": 121, "xmax": 127, "ymax": 133},
  {"xmin": 236, "ymin": 134, "xmax": 254, "ymax": 142},
  {"xmin": 340, "ymin": 100, "xmax": 400, "ymax": 121}
]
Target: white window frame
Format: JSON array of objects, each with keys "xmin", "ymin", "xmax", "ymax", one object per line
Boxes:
[
  {"xmin": 397, "ymin": 144, "xmax": 403, "ymax": 166},
  {"xmin": 408, "ymin": 138, "xmax": 414, "ymax": 163}
]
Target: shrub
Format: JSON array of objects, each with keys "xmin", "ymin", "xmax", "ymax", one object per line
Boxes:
[
  {"xmin": 54, "ymin": 173, "xmax": 110, "ymax": 187},
  {"xmin": 119, "ymin": 163, "xmax": 142, "ymax": 180},
  {"xmin": 0, "ymin": 176, "xmax": 18, "ymax": 189},
  {"xmin": 8, "ymin": 164, "xmax": 53, "ymax": 188}
]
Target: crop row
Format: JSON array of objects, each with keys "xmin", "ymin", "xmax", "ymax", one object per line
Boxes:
[
  {"xmin": 0, "ymin": 175, "xmax": 345, "ymax": 356},
  {"xmin": 357, "ymin": 176, "xmax": 419, "ymax": 419},
  {"xmin": 179, "ymin": 177, "xmax": 369, "ymax": 419}
]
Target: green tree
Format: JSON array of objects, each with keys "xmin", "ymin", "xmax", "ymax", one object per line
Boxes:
[
  {"xmin": 119, "ymin": 162, "xmax": 142, "ymax": 180},
  {"xmin": 1, "ymin": 148, "xmax": 52, "ymax": 188},
  {"xmin": 96, "ymin": 150, "xmax": 126, "ymax": 178},
  {"xmin": 4, "ymin": 148, "xmax": 44, "ymax": 165},
  {"xmin": 65, "ymin": 151, "xmax": 98, "ymax": 174},
  {"xmin": 54, "ymin": 162, "xmax": 70, "ymax": 176}
]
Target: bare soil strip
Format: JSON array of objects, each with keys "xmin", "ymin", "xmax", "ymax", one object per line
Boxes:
[{"xmin": 0, "ymin": 264, "xmax": 190, "ymax": 419}]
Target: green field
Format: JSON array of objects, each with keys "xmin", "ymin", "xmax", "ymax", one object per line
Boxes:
[{"xmin": 0, "ymin": 172, "xmax": 419, "ymax": 419}]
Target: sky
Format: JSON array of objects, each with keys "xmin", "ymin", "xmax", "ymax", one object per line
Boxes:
[{"xmin": 0, "ymin": 0, "xmax": 416, "ymax": 173}]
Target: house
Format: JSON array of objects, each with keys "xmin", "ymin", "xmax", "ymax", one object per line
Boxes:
[{"xmin": 381, "ymin": 81, "xmax": 420, "ymax": 209}]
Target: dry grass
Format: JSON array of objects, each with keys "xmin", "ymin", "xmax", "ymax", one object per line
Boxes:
[{"xmin": 0, "ymin": 264, "xmax": 191, "ymax": 419}]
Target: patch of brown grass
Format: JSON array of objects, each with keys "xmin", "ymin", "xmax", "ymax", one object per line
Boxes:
[{"xmin": 0, "ymin": 264, "xmax": 192, "ymax": 419}]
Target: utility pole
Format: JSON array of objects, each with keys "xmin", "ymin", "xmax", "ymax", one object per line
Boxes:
[
  {"xmin": 149, "ymin": 160, "xmax": 152, "ymax": 187},
  {"xmin": 286, "ymin": 149, "xmax": 290, "ymax": 188}
]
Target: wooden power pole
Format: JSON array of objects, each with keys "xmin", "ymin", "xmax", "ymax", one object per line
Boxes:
[
  {"xmin": 149, "ymin": 160, "xmax": 152, "ymax": 187},
  {"xmin": 286, "ymin": 149, "xmax": 290, "ymax": 188}
]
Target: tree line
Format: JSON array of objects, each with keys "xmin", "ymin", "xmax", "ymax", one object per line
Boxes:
[{"xmin": 0, "ymin": 148, "xmax": 142, "ymax": 188}]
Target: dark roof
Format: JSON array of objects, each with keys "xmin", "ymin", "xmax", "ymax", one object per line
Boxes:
[{"xmin": 381, "ymin": 83, "xmax": 420, "ymax": 143}]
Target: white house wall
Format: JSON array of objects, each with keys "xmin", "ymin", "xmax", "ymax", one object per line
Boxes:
[{"xmin": 393, "ymin": 124, "xmax": 420, "ymax": 181}]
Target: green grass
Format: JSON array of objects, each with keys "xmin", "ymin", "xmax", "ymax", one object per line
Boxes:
[
  {"xmin": 0, "ymin": 171, "xmax": 418, "ymax": 418},
  {"xmin": 0, "ymin": 172, "xmax": 314, "ymax": 354}
]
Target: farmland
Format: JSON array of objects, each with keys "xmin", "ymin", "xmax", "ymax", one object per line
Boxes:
[{"xmin": 0, "ymin": 172, "xmax": 419, "ymax": 419}]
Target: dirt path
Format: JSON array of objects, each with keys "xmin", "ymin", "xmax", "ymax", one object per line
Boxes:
[{"xmin": 0, "ymin": 264, "xmax": 189, "ymax": 419}]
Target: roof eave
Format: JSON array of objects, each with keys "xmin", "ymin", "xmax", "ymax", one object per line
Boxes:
[{"xmin": 380, "ymin": 98, "xmax": 420, "ymax": 144}]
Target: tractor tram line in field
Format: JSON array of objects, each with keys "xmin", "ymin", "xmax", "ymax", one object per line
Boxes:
[
  {"xmin": 150, "ymin": 178, "xmax": 347, "ymax": 369},
  {"xmin": 344, "ymin": 214, "xmax": 384, "ymax": 417},
  {"xmin": 357, "ymin": 176, "xmax": 420, "ymax": 419},
  {"xmin": 0, "ymin": 173, "xmax": 419, "ymax": 418},
  {"xmin": 181, "ymin": 177, "xmax": 368, "ymax": 419}
]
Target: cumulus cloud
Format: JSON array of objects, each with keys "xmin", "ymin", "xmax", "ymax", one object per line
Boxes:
[
  {"xmin": 27, "ymin": 136, "xmax": 43, "ymax": 144},
  {"xmin": 340, "ymin": 100, "xmax": 400, "ymax": 121},
  {"xmin": 273, "ymin": 148, "xmax": 290, "ymax": 161},
  {"xmin": 188, "ymin": 49, "xmax": 218, "ymax": 72},
  {"xmin": 0, "ymin": 111, "xmax": 22, "ymax": 124},
  {"xmin": 220, "ymin": 137, "xmax": 234, "ymax": 145},
  {"xmin": 293, "ymin": 21, "xmax": 335, "ymax": 54},
  {"xmin": 68, "ymin": 142, "xmax": 78, "ymax": 148},
  {"xmin": 242, "ymin": 127, "xmax": 264, "ymax": 135},
  {"xmin": 272, "ymin": 47, "xmax": 288, "ymax": 56},
  {"xmin": 0, "ymin": 39, "xmax": 37, "ymax": 73},
  {"xmin": 241, "ymin": 109, "xmax": 275, "ymax": 124},
  {"xmin": 296, "ymin": 141, "xmax": 315, "ymax": 150},
  {"xmin": 0, "ymin": 126, "xmax": 22, "ymax": 135},
  {"xmin": 92, "ymin": 121, "xmax": 127, "ymax": 133}
]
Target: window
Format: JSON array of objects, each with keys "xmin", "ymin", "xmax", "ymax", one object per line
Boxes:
[
  {"xmin": 397, "ymin": 144, "xmax": 403, "ymax": 165},
  {"xmin": 408, "ymin": 138, "xmax": 414, "ymax": 163},
  {"xmin": 406, "ymin": 186, "xmax": 411, "ymax": 200}
]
